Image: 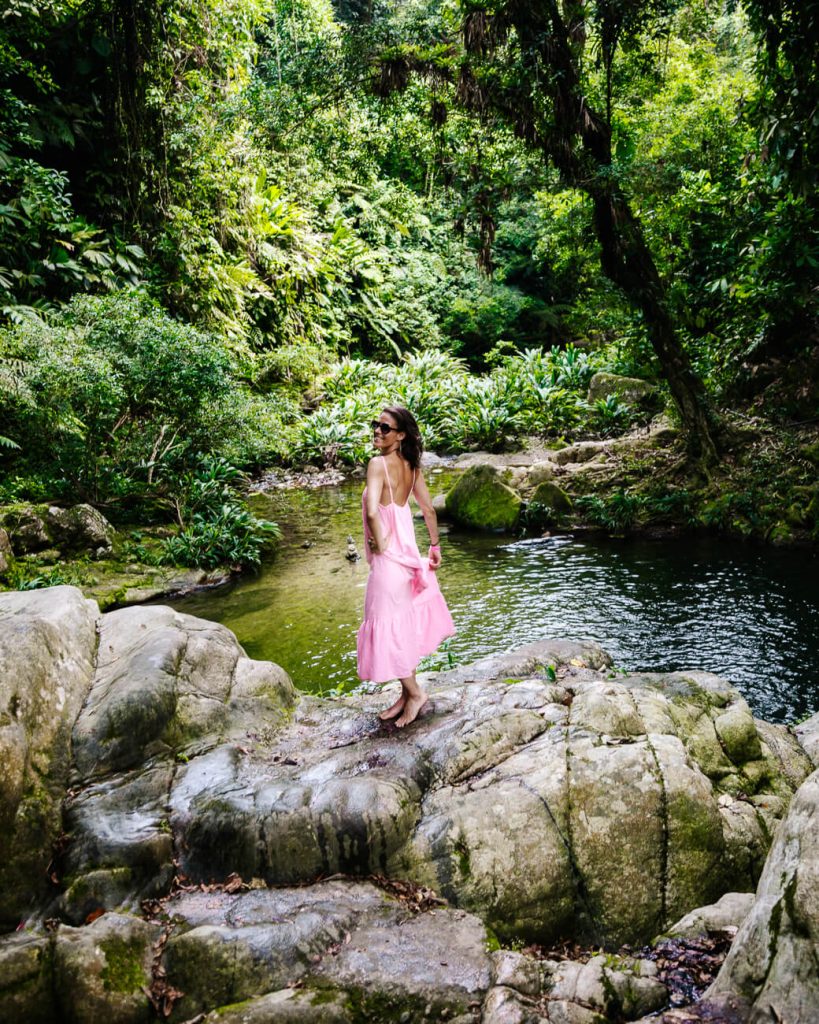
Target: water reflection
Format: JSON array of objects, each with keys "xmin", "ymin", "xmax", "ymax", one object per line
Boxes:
[{"xmin": 168, "ymin": 482, "xmax": 819, "ymax": 723}]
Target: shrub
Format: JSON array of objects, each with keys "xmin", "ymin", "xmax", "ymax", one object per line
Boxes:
[{"xmin": 161, "ymin": 457, "xmax": 280, "ymax": 570}]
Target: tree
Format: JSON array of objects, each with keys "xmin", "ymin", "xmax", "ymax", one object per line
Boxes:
[{"xmin": 377, "ymin": 0, "xmax": 722, "ymax": 458}]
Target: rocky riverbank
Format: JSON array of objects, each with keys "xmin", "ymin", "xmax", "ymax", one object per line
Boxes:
[
  {"xmin": 438, "ymin": 415, "xmax": 819, "ymax": 547},
  {"xmin": 1, "ymin": 586, "xmax": 818, "ymax": 1022}
]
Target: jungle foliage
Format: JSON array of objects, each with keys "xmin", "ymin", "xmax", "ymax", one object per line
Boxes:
[{"xmin": 0, "ymin": 0, "xmax": 817, "ymax": 563}]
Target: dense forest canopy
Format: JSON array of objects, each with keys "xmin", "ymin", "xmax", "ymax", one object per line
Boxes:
[{"xmin": 0, "ymin": 0, "xmax": 817, "ymax": 509}]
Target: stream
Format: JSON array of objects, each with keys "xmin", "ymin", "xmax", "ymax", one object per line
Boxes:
[{"xmin": 168, "ymin": 474, "xmax": 818, "ymax": 724}]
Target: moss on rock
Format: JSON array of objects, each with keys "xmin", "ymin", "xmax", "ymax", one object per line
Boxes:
[{"xmin": 445, "ymin": 465, "xmax": 521, "ymax": 531}]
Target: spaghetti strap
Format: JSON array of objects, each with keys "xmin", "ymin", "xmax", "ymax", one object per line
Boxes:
[
  {"xmin": 383, "ymin": 458, "xmax": 394, "ymax": 503},
  {"xmin": 411, "ymin": 469, "xmax": 416, "ymax": 497}
]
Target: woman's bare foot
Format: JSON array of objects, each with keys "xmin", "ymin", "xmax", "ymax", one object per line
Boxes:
[
  {"xmin": 378, "ymin": 695, "xmax": 406, "ymax": 721},
  {"xmin": 395, "ymin": 692, "xmax": 428, "ymax": 728}
]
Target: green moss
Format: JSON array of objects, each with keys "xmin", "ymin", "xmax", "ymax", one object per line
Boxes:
[
  {"xmin": 309, "ymin": 987, "xmax": 341, "ymax": 1006},
  {"xmin": 454, "ymin": 836, "xmax": 471, "ymax": 879},
  {"xmin": 446, "ymin": 465, "xmax": 521, "ymax": 531},
  {"xmin": 99, "ymin": 936, "xmax": 148, "ymax": 994},
  {"xmin": 343, "ymin": 986, "xmax": 436, "ymax": 1024}
]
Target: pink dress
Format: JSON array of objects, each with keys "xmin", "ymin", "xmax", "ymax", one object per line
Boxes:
[{"xmin": 356, "ymin": 464, "xmax": 455, "ymax": 683}]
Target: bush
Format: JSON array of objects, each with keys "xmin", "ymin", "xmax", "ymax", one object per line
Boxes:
[
  {"xmin": 161, "ymin": 457, "xmax": 280, "ymax": 570},
  {"xmin": 0, "ymin": 290, "xmax": 232, "ymax": 502}
]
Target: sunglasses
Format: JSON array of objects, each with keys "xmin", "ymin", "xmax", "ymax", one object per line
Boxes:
[{"xmin": 370, "ymin": 420, "xmax": 398, "ymax": 435}]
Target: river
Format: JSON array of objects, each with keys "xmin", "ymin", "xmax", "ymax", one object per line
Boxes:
[{"xmin": 168, "ymin": 473, "xmax": 819, "ymax": 724}]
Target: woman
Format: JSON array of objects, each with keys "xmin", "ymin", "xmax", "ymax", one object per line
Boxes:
[{"xmin": 356, "ymin": 406, "xmax": 455, "ymax": 727}]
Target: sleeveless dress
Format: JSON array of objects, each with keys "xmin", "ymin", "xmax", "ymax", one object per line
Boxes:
[{"xmin": 356, "ymin": 462, "xmax": 455, "ymax": 683}]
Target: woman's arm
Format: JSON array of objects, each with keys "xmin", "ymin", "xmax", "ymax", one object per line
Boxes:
[
  {"xmin": 365, "ymin": 459, "xmax": 391, "ymax": 553},
  {"xmin": 412, "ymin": 470, "xmax": 442, "ymax": 569}
]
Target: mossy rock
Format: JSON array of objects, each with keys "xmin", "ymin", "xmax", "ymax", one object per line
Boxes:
[
  {"xmin": 587, "ymin": 372, "xmax": 661, "ymax": 410},
  {"xmin": 446, "ymin": 465, "xmax": 522, "ymax": 531},
  {"xmin": 529, "ymin": 481, "xmax": 573, "ymax": 519}
]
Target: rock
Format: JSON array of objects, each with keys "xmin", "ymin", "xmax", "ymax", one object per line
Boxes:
[
  {"xmin": 452, "ymin": 452, "xmax": 538, "ymax": 469},
  {"xmin": 71, "ymin": 604, "xmax": 296, "ymax": 781},
  {"xmin": 201, "ymin": 988, "xmax": 351, "ymax": 1023},
  {"xmin": 0, "ymin": 526, "xmax": 13, "ymax": 575},
  {"xmin": 548, "ymin": 955, "xmax": 667, "ymax": 1021},
  {"xmin": 482, "ymin": 985, "xmax": 543, "ymax": 1023},
  {"xmin": 706, "ymin": 767, "xmax": 819, "ymax": 1021},
  {"xmin": 490, "ymin": 950, "xmax": 543, "ymax": 997},
  {"xmin": 662, "ymin": 891, "xmax": 756, "ymax": 939},
  {"xmin": 0, "ymin": 587, "xmax": 99, "ymax": 928},
  {"xmin": 40, "ymin": 603, "xmax": 807, "ymax": 948},
  {"xmin": 795, "ymin": 710, "xmax": 819, "ymax": 766},
  {"xmin": 1, "ymin": 505, "xmax": 51, "ymax": 553},
  {"xmin": 0, "ymin": 932, "xmax": 55, "ymax": 1023},
  {"xmin": 53, "ymin": 912, "xmax": 159, "ymax": 1024},
  {"xmin": 446, "ymin": 465, "xmax": 522, "ymax": 531},
  {"xmin": 587, "ymin": 372, "xmax": 660, "ymax": 410},
  {"xmin": 432, "ymin": 492, "xmax": 447, "ymax": 515},
  {"xmin": 528, "ymin": 480, "xmax": 573, "ymax": 522},
  {"xmin": 526, "ymin": 460, "xmax": 556, "ymax": 486},
  {"xmin": 0, "ymin": 588, "xmax": 815, "ymax": 1023},
  {"xmin": 47, "ymin": 504, "xmax": 115, "ymax": 557}
]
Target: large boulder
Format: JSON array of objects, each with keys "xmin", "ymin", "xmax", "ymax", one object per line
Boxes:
[
  {"xmin": 0, "ymin": 502, "xmax": 117, "ymax": 559},
  {"xmin": 705, "ymin": 767, "xmax": 819, "ymax": 1021},
  {"xmin": 58, "ymin": 616, "xmax": 811, "ymax": 948},
  {"xmin": 446, "ymin": 465, "xmax": 522, "ymax": 531},
  {"xmin": 0, "ymin": 587, "xmax": 99, "ymax": 928},
  {"xmin": 47, "ymin": 503, "xmax": 115, "ymax": 557},
  {"xmin": 587, "ymin": 372, "xmax": 660, "ymax": 410},
  {"xmin": 1, "ymin": 881, "xmax": 676, "ymax": 1024}
]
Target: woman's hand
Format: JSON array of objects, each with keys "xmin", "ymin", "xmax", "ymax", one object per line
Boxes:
[
  {"xmin": 428, "ymin": 544, "xmax": 441, "ymax": 570},
  {"xmin": 368, "ymin": 531, "xmax": 392, "ymax": 554}
]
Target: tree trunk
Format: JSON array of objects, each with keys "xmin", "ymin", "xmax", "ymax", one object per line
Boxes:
[
  {"xmin": 590, "ymin": 191, "xmax": 720, "ymax": 462},
  {"xmin": 503, "ymin": 0, "xmax": 721, "ymax": 460}
]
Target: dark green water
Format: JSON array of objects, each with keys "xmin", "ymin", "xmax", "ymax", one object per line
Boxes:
[{"xmin": 169, "ymin": 475, "xmax": 819, "ymax": 724}]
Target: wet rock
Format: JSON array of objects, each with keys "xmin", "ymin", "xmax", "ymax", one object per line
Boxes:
[
  {"xmin": 0, "ymin": 587, "xmax": 99, "ymax": 927},
  {"xmin": 47, "ymin": 503, "xmax": 115, "ymax": 557},
  {"xmin": 707, "ymin": 767, "xmax": 819, "ymax": 1021},
  {"xmin": 54, "ymin": 912, "xmax": 159, "ymax": 1024},
  {"xmin": 445, "ymin": 465, "xmax": 522, "ymax": 531},
  {"xmin": 663, "ymin": 892, "xmax": 756, "ymax": 940}
]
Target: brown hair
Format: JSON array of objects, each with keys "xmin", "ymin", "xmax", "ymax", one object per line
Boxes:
[{"xmin": 382, "ymin": 405, "xmax": 423, "ymax": 469}]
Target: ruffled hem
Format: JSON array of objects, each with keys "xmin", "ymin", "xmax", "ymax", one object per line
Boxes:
[{"xmin": 356, "ymin": 591, "xmax": 455, "ymax": 683}]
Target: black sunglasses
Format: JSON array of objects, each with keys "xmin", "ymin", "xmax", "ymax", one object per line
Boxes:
[{"xmin": 370, "ymin": 420, "xmax": 398, "ymax": 435}]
